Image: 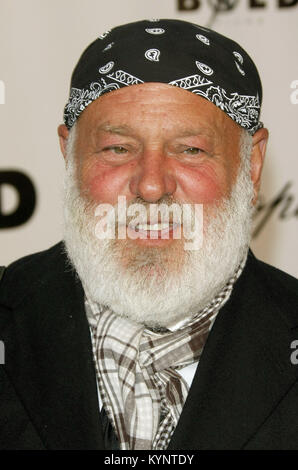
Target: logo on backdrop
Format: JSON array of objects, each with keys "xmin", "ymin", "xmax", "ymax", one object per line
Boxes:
[
  {"xmin": 177, "ymin": 0, "xmax": 298, "ymax": 12},
  {"xmin": 0, "ymin": 170, "xmax": 36, "ymax": 229},
  {"xmin": 253, "ymin": 182, "xmax": 298, "ymax": 238},
  {"xmin": 207, "ymin": 0, "xmax": 239, "ymax": 10}
]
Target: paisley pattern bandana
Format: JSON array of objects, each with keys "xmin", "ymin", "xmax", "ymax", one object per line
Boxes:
[
  {"xmin": 64, "ymin": 19, "xmax": 263, "ymax": 134},
  {"xmin": 85, "ymin": 257, "xmax": 246, "ymax": 450}
]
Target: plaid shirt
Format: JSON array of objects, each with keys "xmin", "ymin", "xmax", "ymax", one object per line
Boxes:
[{"xmin": 85, "ymin": 257, "xmax": 246, "ymax": 450}]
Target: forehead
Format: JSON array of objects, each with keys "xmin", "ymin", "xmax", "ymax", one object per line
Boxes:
[{"xmin": 75, "ymin": 82, "xmax": 240, "ymax": 139}]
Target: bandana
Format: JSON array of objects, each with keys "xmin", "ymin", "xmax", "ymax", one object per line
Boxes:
[
  {"xmin": 85, "ymin": 256, "xmax": 246, "ymax": 450},
  {"xmin": 64, "ymin": 19, "xmax": 263, "ymax": 134}
]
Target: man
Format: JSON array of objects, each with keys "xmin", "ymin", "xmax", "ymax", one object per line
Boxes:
[{"xmin": 1, "ymin": 19, "xmax": 298, "ymax": 450}]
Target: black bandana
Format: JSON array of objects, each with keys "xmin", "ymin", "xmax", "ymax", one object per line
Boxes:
[{"xmin": 63, "ymin": 19, "xmax": 263, "ymax": 134}]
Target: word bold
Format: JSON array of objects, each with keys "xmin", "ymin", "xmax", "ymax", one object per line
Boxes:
[
  {"xmin": 178, "ymin": 0, "xmax": 297, "ymax": 10},
  {"xmin": 0, "ymin": 170, "xmax": 36, "ymax": 228}
]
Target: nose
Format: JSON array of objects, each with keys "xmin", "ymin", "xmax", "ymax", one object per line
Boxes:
[{"xmin": 129, "ymin": 148, "xmax": 177, "ymax": 203}]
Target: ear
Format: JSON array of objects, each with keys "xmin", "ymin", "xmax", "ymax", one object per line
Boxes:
[
  {"xmin": 250, "ymin": 127, "xmax": 269, "ymax": 205},
  {"xmin": 57, "ymin": 124, "xmax": 69, "ymax": 161}
]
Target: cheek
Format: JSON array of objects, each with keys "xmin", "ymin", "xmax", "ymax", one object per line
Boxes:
[
  {"xmin": 80, "ymin": 161, "xmax": 132, "ymax": 204},
  {"xmin": 176, "ymin": 164, "xmax": 228, "ymax": 204}
]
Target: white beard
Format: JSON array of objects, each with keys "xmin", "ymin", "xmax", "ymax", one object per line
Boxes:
[{"xmin": 63, "ymin": 128, "xmax": 254, "ymax": 328}]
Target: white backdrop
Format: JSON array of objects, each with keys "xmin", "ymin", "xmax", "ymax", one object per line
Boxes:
[{"xmin": 1, "ymin": 0, "xmax": 297, "ymax": 277}]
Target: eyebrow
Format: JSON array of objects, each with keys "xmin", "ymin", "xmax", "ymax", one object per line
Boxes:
[
  {"xmin": 174, "ymin": 127, "xmax": 216, "ymax": 138},
  {"xmin": 95, "ymin": 123, "xmax": 135, "ymax": 136}
]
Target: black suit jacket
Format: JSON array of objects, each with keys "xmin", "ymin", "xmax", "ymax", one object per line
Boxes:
[{"xmin": 1, "ymin": 242, "xmax": 298, "ymax": 450}]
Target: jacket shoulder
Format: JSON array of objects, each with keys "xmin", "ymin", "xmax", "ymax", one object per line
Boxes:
[
  {"xmin": 0, "ymin": 242, "xmax": 72, "ymax": 308},
  {"xmin": 249, "ymin": 252, "xmax": 298, "ymax": 326},
  {"xmin": 255, "ymin": 255, "xmax": 298, "ymax": 295}
]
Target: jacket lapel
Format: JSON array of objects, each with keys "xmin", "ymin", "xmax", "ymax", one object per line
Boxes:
[
  {"xmin": 168, "ymin": 252, "xmax": 298, "ymax": 449},
  {"xmin": 1, "ymin": 243, "xmax": 104, "ymax": 449}
]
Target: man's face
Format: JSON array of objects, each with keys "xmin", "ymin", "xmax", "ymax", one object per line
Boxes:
[
  {"xmin": 73, "ymin": 83, "xmax": 241, "ymax": 243},
  {"xmin": 60, "ymin": 83, "xmax": 260, "ymax": 328}
]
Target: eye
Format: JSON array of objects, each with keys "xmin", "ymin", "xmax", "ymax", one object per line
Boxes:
[
  {"xmin": 183, "ymin": 147, "xmax": 203, "ymax": 155},
  {"xmin": 103, "ymin": 146, "xmax": 128, "ymax": 154}
]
